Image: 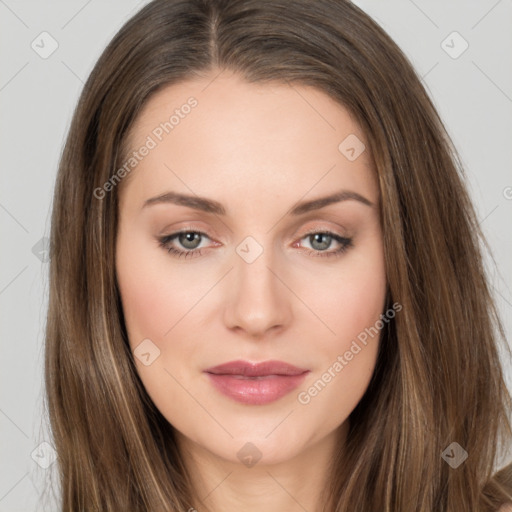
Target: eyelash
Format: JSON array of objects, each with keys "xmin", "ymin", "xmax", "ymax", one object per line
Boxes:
[{"xmin": 157, "ymin": 228, "xmax": 353, "ymax": 260}]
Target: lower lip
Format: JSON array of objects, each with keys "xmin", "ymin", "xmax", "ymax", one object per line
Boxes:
[{"xmin": 205, "ymin": 372, "xmax": 309, "ymax": 405}]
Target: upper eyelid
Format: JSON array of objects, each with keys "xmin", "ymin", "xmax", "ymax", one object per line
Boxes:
[{"xmin": 157, "ymin": 213, "xmax": 352, "ymax": 238}]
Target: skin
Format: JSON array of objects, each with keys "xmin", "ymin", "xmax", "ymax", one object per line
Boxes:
[{"xmin": 115, "ymin": 69, "xmax": 387, "ymax": 512}]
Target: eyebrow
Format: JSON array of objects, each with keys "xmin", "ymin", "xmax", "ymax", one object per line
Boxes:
[{"xmin": 142, "ymin": 189, "xmax": 373, "ymax": 215}]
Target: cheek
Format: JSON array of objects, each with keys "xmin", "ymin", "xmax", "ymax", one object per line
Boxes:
[
  {"xmin": 295, "ymin": 237, "xmax": 386, "ymax": 414},
  {"xmin": 306, "ymin": 237, "xmax": 387, "ymax": 349},
  {"xmin": 295, "ymin": 298, "xmax": 385, "ymax": 436},
  {"xmin": 115, "ymin": 233, "xmax": 206, "ymax": 410},
  {"xmin": 116, "ymin": 234, "xmax": 208, "ymax": 349},
  {"xmin": 116, "ymin": 255, "xmax": 170, "ymax": 347}
]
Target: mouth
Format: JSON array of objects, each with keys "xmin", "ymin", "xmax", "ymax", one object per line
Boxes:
[{"xmin": 204, "ymin": 360, "xmax": 310, "ymax": 405}]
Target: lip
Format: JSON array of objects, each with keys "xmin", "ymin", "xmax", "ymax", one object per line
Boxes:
[{"xmin": 204, "ymin": 360, "xmax": 310, "ymax": 405}]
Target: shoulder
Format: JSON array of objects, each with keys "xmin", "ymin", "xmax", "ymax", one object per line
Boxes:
[{"xmin": 498, "ymin": 503, "xmax": 512, "ymax": 512}]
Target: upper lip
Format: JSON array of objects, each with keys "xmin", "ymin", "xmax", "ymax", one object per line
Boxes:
[{"xmin": 204, "ymin": 360, "xmax": 309, "ymax": 377}]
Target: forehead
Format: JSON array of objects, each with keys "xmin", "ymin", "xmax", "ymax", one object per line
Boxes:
[{"xmin": 120, "ymin": 71, "xmax": 377, "ymax": 210}]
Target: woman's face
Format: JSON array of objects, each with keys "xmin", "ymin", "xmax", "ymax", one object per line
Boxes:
[{"xmin": 116, "ymin": 70, "xmax": 386, "ymax": 466}]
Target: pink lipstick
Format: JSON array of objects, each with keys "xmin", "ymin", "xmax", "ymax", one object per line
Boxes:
[{"xmin": 204, "ymin": 360, "xmax": 309, "ymax": 405}]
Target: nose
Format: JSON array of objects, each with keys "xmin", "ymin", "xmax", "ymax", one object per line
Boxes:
[{"xmin": 223, "ymin": 241, "xmax": 292, "ymax": 339}]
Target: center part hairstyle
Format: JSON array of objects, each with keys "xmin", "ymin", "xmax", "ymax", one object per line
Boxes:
[{"xmin": 45, "ymin": 0, "xmax": 512, "ymax": 510}]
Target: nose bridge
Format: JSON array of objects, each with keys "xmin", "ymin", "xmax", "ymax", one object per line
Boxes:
[
  {"xmin": 224, "ymin": 234, "xmax": 291, "ymax": 335},
  {"xmin": 236, "ymin": 235, "xmax": 276, "ymax": 292}
]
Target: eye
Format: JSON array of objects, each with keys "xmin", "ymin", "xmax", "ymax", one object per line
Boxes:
[
  {"xmin": 157, "ymin": 229, "xmax": 353, "ymax": 259},
  {"xmin": 158, "ymin": 230, "xmax": 212, "ymax": 259},
  {"xmin": 297, "ymin": 231, "xmax": 353, "ymax": 258}
]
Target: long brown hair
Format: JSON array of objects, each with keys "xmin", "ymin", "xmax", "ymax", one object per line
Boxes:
[{"xmin": 44, "ymin": 0, "xmax": 512, "ymax": 510}]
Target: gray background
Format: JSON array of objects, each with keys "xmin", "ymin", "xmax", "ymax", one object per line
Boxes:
[{"xmin": 1, "ymin": 1, "xmax": 511, "ymax": 510}]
